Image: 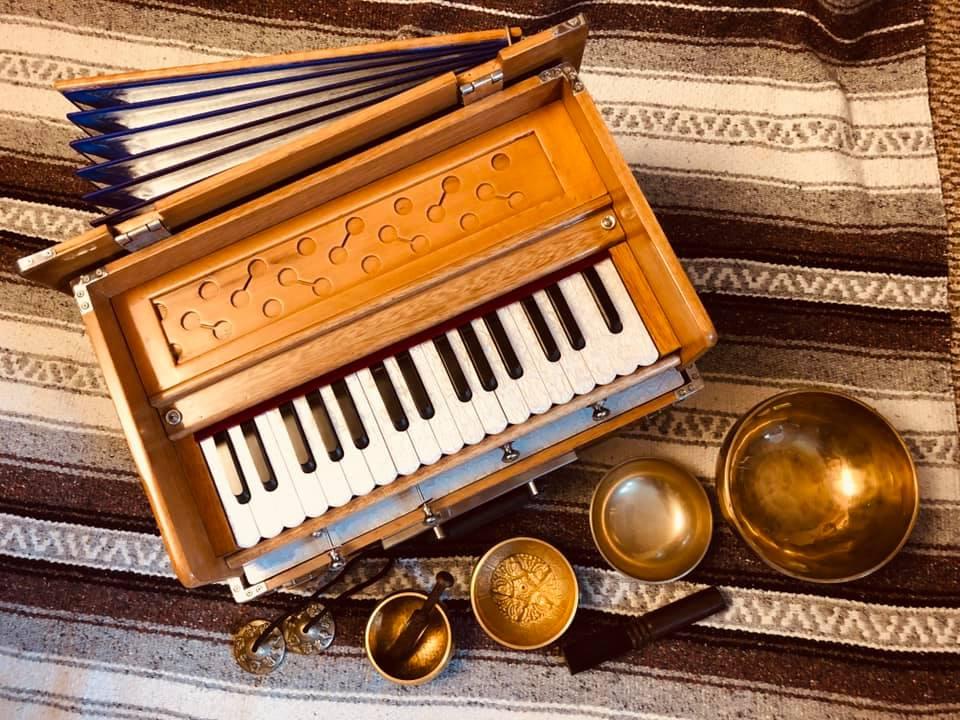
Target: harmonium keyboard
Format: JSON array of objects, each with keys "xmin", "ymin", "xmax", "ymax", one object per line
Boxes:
[{"xmin": 19, "ymin": 15, "xmax": 715, "ymax": 602}]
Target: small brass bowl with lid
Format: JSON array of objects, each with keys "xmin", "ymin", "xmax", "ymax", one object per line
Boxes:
[
  {"xmin": 717, "ymin": 389, "xmax": 918, "ymax": 583},
  {"xmin": 364, "ymin": 591, "xmax": 453, "ymax": 685},
  {"xmin": 590, "ymin": 458, "xmax": 713, "ymax": 582}
]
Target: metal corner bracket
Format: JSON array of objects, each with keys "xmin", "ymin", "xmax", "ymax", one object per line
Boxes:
[
  {"xmin": 676, "ymin": 363, "xmax": 704, "ymax": 401},
  {"xmin": 72, "ymin": 267, "xmax": 108, "ymax": 315},
  {"xmin": 228, "ymin": 576, "xmax": 269, "ymax": 603},
  {"xmin": 16, "ymin": 246, "xmax": 56, "ymax": 275}
]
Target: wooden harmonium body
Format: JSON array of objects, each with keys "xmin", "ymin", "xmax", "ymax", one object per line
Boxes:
[{"xmin": 20, "ymin": 17, "xmax": 715, "ymax": 602}]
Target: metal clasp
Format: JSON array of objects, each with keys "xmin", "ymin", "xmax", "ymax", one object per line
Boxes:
[{"xmin": 501, "ymin": 442, "xmax": 520, "ymax": 463}]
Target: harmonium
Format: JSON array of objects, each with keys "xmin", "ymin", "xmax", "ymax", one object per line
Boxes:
[{"xmin": 19, "ymin": 15, "xmax": 715, "ymax": 602}]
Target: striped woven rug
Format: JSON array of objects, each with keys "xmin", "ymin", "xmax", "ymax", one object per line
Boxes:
[{"xmin": 2, "ymin": 1, "xmax": 958, "ymax": 718}]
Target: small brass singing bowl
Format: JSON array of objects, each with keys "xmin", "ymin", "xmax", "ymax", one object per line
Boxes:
[
  {"xmin": 470, "ymin": 537, "xmax": 578, "ymax": 650},
  {"xmin": 364, "ymin": 591, "xmax": 453, "ymax": 685},
  {"xmin": 717, "ymin": 389, "xmax": 919, "ymax": 583},
  {"xmin": 590, "ymin": 459, "xmax": 713, "ymax": 582}
]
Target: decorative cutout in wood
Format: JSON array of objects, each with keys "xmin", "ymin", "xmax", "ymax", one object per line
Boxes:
[{"xmin": 151, "ymin": 133, "xmax": 562, "ymax": 364}]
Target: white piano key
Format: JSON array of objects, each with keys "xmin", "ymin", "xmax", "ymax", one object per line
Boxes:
[
  {"xmin": 505, "ymin": 301, "xmax": 574, "ymax": 407},
  {"xmin": 226, "ymin": 425, "xmax": 284, "ymax": 539},
  {"xmin": 344, "ymin": 373, "xmax": 398, "ymax": 486},
  {"xmin": 252, "ymin": 414, "xmax": 308, "ymax": 528},
  {"xmin": 291, "ymin": 395, "xmax": 353, "ymax": 507},
  {"xmin": 556, "ymin": 274, "xmax": 618, "ymax": 385},
  {"xmin": 420, "ymin": 339, "xmax": 486, "ymax": 445},
  {"xmin": 409, "ymin": 344, "xmax": 464, "ymax": 455},
  {"xmin": 199, "ymin": 436, "xmax": 260, "ymax": 548},
  {"xmin": 532, "ymin": 289, "xmax": 595, "ymax": 395},
  {"xmin": 356, "ymin": 368, "xmax": 420, "ymax": 475},
  {"xmin": 471, "ymin": 318, "xmax": 529, "ymax": 425},
  {"xmin": 493, "ymin": 308, "xmax": 552, "ymax": 414},
  {"xmin": 446, "ymin": 328, "xmax": 508, "ymax": 436},
  {"xmin": 319, "ymin": 385, "xmax": 376, "ymax": 496},
  {"xmin": 383, "ymin": 357, "xmax": 443, "ymax": 465},
  {"xmin": 595, "ymin": 258, "xmax": 660, "ymax": 369},
  {"xmin": 263, "ymin": 408, "xmax": 328, "ymax": 517}
]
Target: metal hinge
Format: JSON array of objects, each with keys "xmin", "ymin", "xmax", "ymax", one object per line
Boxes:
[
  {"xmin": 113, "ymin": 218, "xmax": 171, "ymax": 252},
  {"xmin": 538, "ymin": 62, "xmax": 585, "ymax": 93},
  {"xmin": 459, "ymin": 69, "xmax": 504, "ymax": 105},
  {"xmin": 72, "ymin": 267, "xmax": 108, "ymax": 315},
  {"xmin": 676, "ymin": 363, "xmax": 704, "ymax": 401},
  {"xmin": 16, "ymin": 246, "xmax": 56, "ymax": 275}
]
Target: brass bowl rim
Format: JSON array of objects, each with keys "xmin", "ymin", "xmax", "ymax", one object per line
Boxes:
[
  {"xmin": 469, "ymin": 536, "xmax": 579, "ymax": 650},
  {"xmin": 716, "ymin": 388, "xmax": 920, "ymax": 584},
  {"xmin": 589, "ymin": 457, "xmax": 712, "ymax": 583},
  {"xmin": 363, "ymin": 590, "xmax": 453, "ymax": 686}
]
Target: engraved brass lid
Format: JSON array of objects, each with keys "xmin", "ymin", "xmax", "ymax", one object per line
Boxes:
[
  {"xmin": 716, "ymin": 389, "xmax": 919, "ymax": 583},
  {"xmin": 470, "ymin": 537, "xmax": 578, "ymax": 650},
  {"xmin": 364, "ymin": 591, "xmax": 453, "ymax": 686},
  {"xmin": 590, "ymin": 459, "xmax": 713, "ymax": 583}
]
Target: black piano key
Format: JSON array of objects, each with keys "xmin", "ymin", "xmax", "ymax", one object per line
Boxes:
[
  {"xmin": 372, "ymin": 363, "xmax": 409, "ymax": 431},
  {"xmin": 434, "ymin": 335, "xmax": 472, "ymax": 402},
  {"xmin": 280, "ymin": 403, "xmax": 316, "ymax": 473},
  {"xmin": 305, "ymin": 390, "xmax": 344, "ymax": 461},
  {"xmin": 240, "ymin": 420, "xmax": 277, "ymax": 491},
  {"xmin": 332, "ymin": 380, "xmax": 369, "ymax": 449},
  {"xmin": 583, "ymin": 267, "xmax": 623, "ymax": 334},
  {"xmin": 546, "ymin": 284, "xmax": 586, "ymax": 350},
  {"xmin": 459, "ymin": 324, "xmax": 497, "ymax": 391},
  {"xmin": 522, "ymin": 297, "xmax": 561, "ymax": 362},
  {"xmin": 215, "ymin": 431, "xmax": 250, "ymax": 504},
  {"xmin": 484, "ymin": 312, "xmax": 523, "ymax": 379},
  {"xmin": 397, "ymin": 351, "xmax": 435, "ymax": 419}
]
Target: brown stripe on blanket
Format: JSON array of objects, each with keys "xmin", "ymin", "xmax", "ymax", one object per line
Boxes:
[
  {"xmin": 100, "ymin": 0, "xmax": 927, "ymax": 60},
  {"xmin": 638, "ymin": 173, "xmax": 947, "ymax": 236},
  {"xmin": 0, "ymin": 155, "xmax": 97, "ymax": 212},
  {"xmin": 704, "ymin": 296, "xmax": 952, "ymax": 352}
]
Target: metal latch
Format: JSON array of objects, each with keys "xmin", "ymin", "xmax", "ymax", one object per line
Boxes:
[
  {"xmin": 113, "ymin": 218, "xmax": 171, "ymax": 252},
  {"xmin": 459, "ymin": 69, "xmax": 504, "ymax": 105}
]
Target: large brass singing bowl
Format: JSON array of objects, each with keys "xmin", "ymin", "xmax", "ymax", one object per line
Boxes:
[
  {"xmin": 717, "ymin": 389, "xmax": 919, "ymax": 583},
  {"xmin": 590, "ymin": 459, "xmax": 713, "ymax": 583},
  {"xmin": 470, "ymin": 537, "xmax": 578, "ymax": 650},
  {"xmin": 365, "ymin": 591, "xmax": 453, "ymax": 685}
]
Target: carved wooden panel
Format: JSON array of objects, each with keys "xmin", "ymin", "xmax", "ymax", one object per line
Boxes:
[{"xmin": 153, "ymin": 133, "xmax": 561, "ymax": 364}]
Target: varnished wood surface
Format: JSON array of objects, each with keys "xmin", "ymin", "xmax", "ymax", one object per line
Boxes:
[
  {"xmin": 160, "ymin": 202, "xmax": 618, "ymax": 438},
  {"xmin": 116, "ymin": 96, "xmax": 606, "ymax": 398},
  {"xmin": 81, "ymin": 284, "xmax": 228, "ymax": 586},
  {"xmin": 560, "ymin": 84, "xmax": 717, "ymax": 364}
]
